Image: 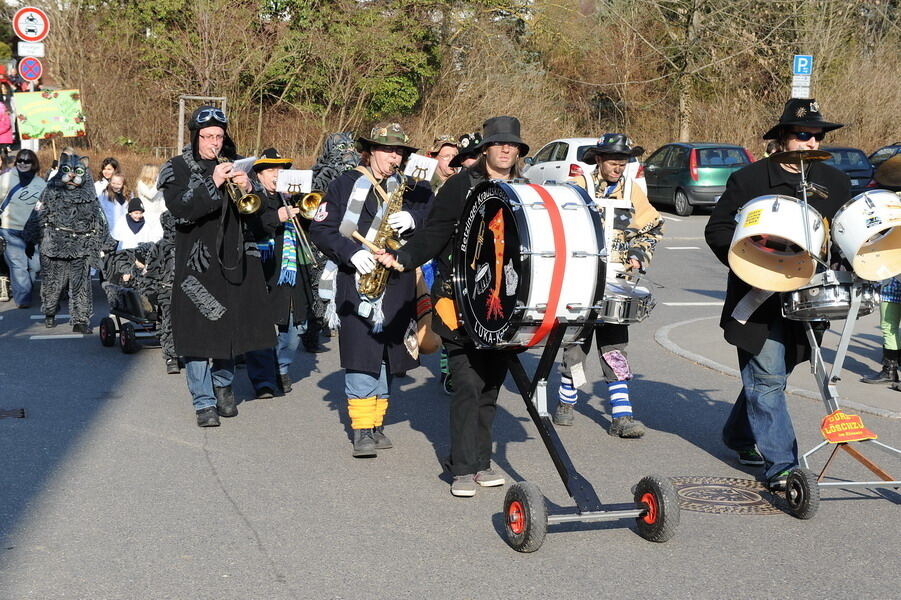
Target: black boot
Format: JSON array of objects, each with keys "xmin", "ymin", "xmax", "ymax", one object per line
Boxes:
[
  {"xmin": 44, "ymin": 315, "xmax": 56, "ymax": 328},
  {"xmin": 72, "ymin": 322, "xmax": 92, "ymax": 334},
  {"xmin": 302, "ymin": 320, "xmax": 326, "ymax": 353},
  {"xmin": 861, "ymin": 347, "xmax": 898, "ymax": 384},
  {"xmin": 352, "ymin": 428, "xmax": 378, "ymax": 458},
  {"xmin": 196, "ymin": 407, "xmax": 220, "ymax": 427},
  {"xmin": 214, "ymin": 386, "xmax": 238, "ymax": 417},
  {"xmin": 165, "ymin": 357, "xmax": 180, "ymax": 375},
  {"xmin": 279, "ymin": 373, "xmax": 293, "ymax": 393}
]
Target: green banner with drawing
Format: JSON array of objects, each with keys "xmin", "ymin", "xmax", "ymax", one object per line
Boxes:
[{"xmin": 13, "ymin": 89, "xmax": 86, "ymax": 140}]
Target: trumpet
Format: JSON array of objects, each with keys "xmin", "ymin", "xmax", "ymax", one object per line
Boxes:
[
  {"xmin": 217, "ymin": 155, "xmax": 262, "ymax": 214},
  {"xmin": 293, "ymin": 191, "xmax": 323, "ymax": 220}
]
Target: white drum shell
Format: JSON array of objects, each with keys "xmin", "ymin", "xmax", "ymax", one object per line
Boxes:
[
  {"xmin": 831, "ymin": 190, "xmax": 901, "ymax": 281},
  {"xmin": 728, "ymin": 195, "xmax": 826, "ymax": 292}
]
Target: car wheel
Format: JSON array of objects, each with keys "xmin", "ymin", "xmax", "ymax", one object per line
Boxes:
[{"xmin": 674, "ymin": 189, "xmax": 693, "ymax": 216}]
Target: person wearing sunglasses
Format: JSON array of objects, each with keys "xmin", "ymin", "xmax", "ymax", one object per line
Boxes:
[
  {"xmin": 0, "ymin": 149, "xmax": 46, "ymax": 308},
  {"xmin": 705, "ymin": 98, "xmax": 851, "ymax": 492},
  {"xmin": 158, "ymin": 105, "xmax": 277, "ymax": 427}
]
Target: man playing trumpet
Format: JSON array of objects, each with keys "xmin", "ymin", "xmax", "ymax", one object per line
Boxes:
[
  {"xmin": 309, "ymin": 123, "xmax": 433, "ymax": 457},
  {"xmin": 159, "ymin": 106, "xmax": 276, "ymax": 427}
]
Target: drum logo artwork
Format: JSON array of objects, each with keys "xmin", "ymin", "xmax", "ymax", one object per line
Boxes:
[{"xmin": 456, "ymin": 186, "xmax": 523, "ymax": 346}]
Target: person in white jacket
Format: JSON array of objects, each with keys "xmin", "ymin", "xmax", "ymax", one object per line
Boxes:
[
  {"xmin": 135, "ymin": 164, "xmax": 165, "ymax": 229},
  {"xmin": 111, "ymin": 198, "xmax": 163, "ymax": 250}
]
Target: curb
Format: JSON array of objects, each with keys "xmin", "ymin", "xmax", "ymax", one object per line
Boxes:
[{"xmin": 655, "ymin": 316, "xmax": 901, "ymax": 420}]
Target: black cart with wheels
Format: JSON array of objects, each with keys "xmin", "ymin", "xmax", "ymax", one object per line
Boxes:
[
  {"xmin": 501, "ymin": 323, "xmax": 679, "ymax": 552},
  {"xmin": 99, "ymin": 283, "xmax": 160, "ymax": 354}
]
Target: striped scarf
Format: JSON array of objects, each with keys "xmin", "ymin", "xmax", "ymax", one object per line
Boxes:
[{"xmin": 278, "ymin": 220, "xmax": 299, "ymax": 286}]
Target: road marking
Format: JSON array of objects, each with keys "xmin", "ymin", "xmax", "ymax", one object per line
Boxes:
[
  {"xmin": 31, "ymin": 314, "xmax": 69, "ymax": 320},
  {"xmin": 663, "ymin": 216, "xmax": 683, "ymax": 222},
  {"xmin": 29, "ymin": 334, "xmax": 85, "ymax": 340},
  {"xmin": 665, "ymin": 246, "xmax": 700, "ymax": 250},
  {"xmin": 663, "ymin": 301, "xmax": 724, "ymax": 306}
]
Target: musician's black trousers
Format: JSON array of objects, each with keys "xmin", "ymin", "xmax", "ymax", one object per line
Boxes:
[{"xmin": 444, "ymin": 338, "xmax": 510, "ymax": 477}]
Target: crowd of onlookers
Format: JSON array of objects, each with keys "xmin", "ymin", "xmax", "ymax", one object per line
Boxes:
[{"xmin": 0, "ymin": 149, "xmax": 166, "ymax": 307}]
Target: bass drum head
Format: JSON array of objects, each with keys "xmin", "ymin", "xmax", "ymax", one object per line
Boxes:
[{"xmin": 453, "ymin": 182, "xmax": 529, "ymax": 347}]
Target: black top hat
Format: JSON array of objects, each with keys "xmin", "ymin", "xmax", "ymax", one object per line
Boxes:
[
  {"xmin": 582, "ymin": 133, "xmax": 644, "ymax": 163},
  {"xmin": 253, "ymin": 148, "xmax": 293, "ymax": 171},
  {"xmin": 477, "ymin": 116, "xmax": 529, "ymax": 156},
  {"xmin": 763, "ymin": 98, "xmax": 844, "ymax": 140},
  {"xmin": 449, "ymin": 132, "xmax": 482, "ymax": 168}
]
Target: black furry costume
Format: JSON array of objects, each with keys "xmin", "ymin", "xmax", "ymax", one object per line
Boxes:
[
  {"xmin": 39, "ymin": 154, "xmax": 113, "ymax": 329},
  {"xmin": 140, "ymin": 211, "xmax": 177, "ymax": 360}
]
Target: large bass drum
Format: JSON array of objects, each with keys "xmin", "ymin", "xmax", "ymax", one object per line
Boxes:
[{"xmin": 453, "ymin": 181, "xmax": 605, "ymax": 348}]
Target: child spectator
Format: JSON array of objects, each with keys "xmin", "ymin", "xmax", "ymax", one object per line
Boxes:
[
  {"xmin": 94, "ymin": 157, "xmax": 120, "ymax": 198},
  {"xmin": 111, "ymin": 198, "xmax": 163, "ymax": 250},
  {"xmin": 99, "ymin": 173, "xmax": 130, "ymax": 233},
  {"xmin": 135, "ymin": 164, "xmax": 164, "ymax": 228}
]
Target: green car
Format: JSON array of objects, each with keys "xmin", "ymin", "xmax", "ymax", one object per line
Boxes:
[{"xmin": 642, "ymin": 143, "xmax": 753, "ymax": 216}]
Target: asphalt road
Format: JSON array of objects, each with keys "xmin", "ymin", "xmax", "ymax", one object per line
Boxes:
[{"xmin": 1, "ymin": 209, "xmax": 899, "ymax": 599}]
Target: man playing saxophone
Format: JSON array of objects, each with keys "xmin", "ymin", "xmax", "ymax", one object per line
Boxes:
[{"xmin": 309, "ymin": 123, "xmax": 433, "ymax": 457}]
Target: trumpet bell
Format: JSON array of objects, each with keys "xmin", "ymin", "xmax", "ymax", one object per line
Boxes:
[
  {"xmin": 236, "ymin": 193, "xmax": 262, "ymax": 214},
  {"xmin": 297, "ymin": 192, "xmax": 323, "ymax": 219}
]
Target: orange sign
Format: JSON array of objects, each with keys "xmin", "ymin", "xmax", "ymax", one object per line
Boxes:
[{"xmin": 820, "ymin": 410, "xmax": 877, "ymax": 443}]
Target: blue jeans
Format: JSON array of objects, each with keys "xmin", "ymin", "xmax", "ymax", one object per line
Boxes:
[
  {"xmin": 275, "ymin": 318, "xmax": 308, "ymax": 375},
  {"xmin": 723, "ymin": 322, "xmax": 799, "ymax": 481},
  {"xmin": 185, "ymin": 357, "xmax": 235, "ymax": 411},
  {"xmin": 244, "ymin": 347, "xmax": 279, "ymax": 392},
  {"xmin": 1, "ymin": 228, "xmax": 39, "ymax": 306},
  {"xmin": 345, "ymin": 362, "xmax": 392, "ymax": 399}
]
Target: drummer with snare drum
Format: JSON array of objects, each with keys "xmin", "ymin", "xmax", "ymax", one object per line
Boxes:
[
  {"xmin": 704, "ymin": 98, "xmax": 850, "ymax": 491},
  {"xmin": 553, "ymin": 134, "xmax": 664, "ymax": 438}
]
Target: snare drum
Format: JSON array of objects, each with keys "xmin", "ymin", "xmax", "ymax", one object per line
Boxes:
[
  {"xmin": 831, "ymin": 190, "xmax": 901, "ymax": 281},
  {"xmin": 728, "ymin": 195, "xmax": 826, "ymax": 292},
  {"xmin": 598, "ymin": 280, "xmax": 655, "ymax": 324},
  {"xmin": 781, "ymin": 270, "xmax": 878, "ymax": 321},
  {"xmin": 453, "ymin": 181, "xmax": 605, "ymax": 348}
]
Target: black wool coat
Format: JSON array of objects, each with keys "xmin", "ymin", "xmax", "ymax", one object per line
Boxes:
[
  {"xmin": 704, "ymin": 157, "xmax": 850, "ymax": 360},
  {"xmin": 159, "ymin": 146, "xmax": 276, "ymax": 359},
  {"xmin": 309, "ymin": 169, "xmax": 433, "ymax": 374},
  {"xmin": 246, "ymin": 188, "xmax": 314, "ymax": 328}
]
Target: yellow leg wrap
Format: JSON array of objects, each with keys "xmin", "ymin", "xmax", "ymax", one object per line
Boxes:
[
  {"xmin": 373, "ymin": 397, "xmax": 389, "ymax": 427},
  {"xmin": 348, "ymin": 397, "xmax": 377, "ymax": 430}
]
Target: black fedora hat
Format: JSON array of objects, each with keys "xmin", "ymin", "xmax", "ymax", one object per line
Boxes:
[
  {"xmin": 449, "ymin": 131, "xmax": 482, "ymax": 167},
  {"xmin": 253, "ymin": 147, "xmax": 293, "ymax": 171},
  {"xmin": 582, "ymin": 133, "xmax": 644, "ymax": 163},
  {"xmin": 476, "ymin": 116, "xmax": 529, "ymax": 156},
  {"xmin": 763, "ymin": 98, "xmax": 844, "ymax": 140}
]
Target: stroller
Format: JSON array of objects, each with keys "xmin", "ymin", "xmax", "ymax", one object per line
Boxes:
[{"xmin": 99, "ymin": 245, "xmax": 162, "ymax": 354}]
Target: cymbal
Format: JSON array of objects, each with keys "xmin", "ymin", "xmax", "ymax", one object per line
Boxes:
[
  {"xmin": 769, "ymin": 150, "xmax": 833, "ymax": 164},
  {"xmin": 875, "ymin": 154, "xmax": 901, "ymax": 188}
]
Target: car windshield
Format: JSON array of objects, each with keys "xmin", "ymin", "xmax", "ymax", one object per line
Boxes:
[
  {"xmin": 697, "ymin": 148, "xmax": 748, "ymax": 167},
  {"xmin": 824, "ymin": 149, "xmax": 870, "ymax": 169}
]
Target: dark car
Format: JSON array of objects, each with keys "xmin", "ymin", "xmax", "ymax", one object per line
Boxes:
[
  {"xmin": 868, "ymin": 143, "xmax": 901, "ymax": 168},
  {"xmin": 641, "ymin": 143, "xmax": 753, "ymax": 216},
  {"xmin": 822, "ymin": 146, "xmax": 875, "ymax": 196}
]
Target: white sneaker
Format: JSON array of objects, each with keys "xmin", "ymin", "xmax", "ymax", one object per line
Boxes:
[
  {"xmin": 451, "ymin": 475, "xmax": 477, "ymax": 497},
  {"xmin": 474, "ymin": 467, "xmax": 505, "ymax": 487}
]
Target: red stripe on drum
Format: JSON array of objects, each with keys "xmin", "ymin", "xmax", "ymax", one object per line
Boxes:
[{"xmin": 525, "ymin": 184, "xmax": 566, "ymax": 347}]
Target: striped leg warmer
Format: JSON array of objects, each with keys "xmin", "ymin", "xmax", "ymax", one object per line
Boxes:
[
  {"xmin": 558, "ymin": 374, "xmax": 578, "ymax": 405},
  {"xmin": 608, "ymin": 381, "xmax": 632, "ymax": 417}
]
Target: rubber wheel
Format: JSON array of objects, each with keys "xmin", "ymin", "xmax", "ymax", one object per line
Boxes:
[
  {"xmin": 674, "ymin": 189, "xmax": 693, "ymax": 216},
  {"xmin": 119, "ymin": 322, "xmax": 139, "ymax": 354},
  {"xmin": 634, "ymin": 474, "xmax": 680, "ymax": 542},
  {"xmin": 99, "ymin": 317, "xmax": 116, "ymax": 347},
  {"xmin": 785, "ymin": 467, "xmax": 820, "ymax": 520},
  {"xmin": 503, "ymin": 481, "xmax": 548, "ymax": 553}
]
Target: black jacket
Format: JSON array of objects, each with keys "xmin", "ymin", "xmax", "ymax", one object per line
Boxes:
[
  {"xmin": 309, "ymin": 168, "xmax": 433, "ymax": 374},
  {"xmin": 393, "ymin": 168, "xmax": 486, "ymax": 341},
  {"xmin": 705, "ymin": 157, "xmax": 850, "ymax": 358},
  {"xmin": 159, "ymin": 146, "xmax": 276, "ymax": 359}
]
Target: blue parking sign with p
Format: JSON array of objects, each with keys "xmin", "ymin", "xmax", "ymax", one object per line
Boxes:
[{"xmin": 793, "ymin": 55, "xmax": 813, "ymax": 75}]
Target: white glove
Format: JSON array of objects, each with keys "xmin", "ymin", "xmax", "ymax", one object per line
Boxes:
[
  {"xmin": 387, "ymin": 211, "xmax": 415, "ymax": 234},
  {"xmin": 350, "ymin": 249, "xmax": 376, "ymax": 275}
]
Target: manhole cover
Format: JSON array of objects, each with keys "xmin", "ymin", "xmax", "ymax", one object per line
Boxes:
[{"xmin": 671, "ymin": 476, "xmax": 787, "ymax": 515}]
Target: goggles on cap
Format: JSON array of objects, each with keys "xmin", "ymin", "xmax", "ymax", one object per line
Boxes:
[{"xmin": 196, "ymin": 108, "xmax": 227, "ymax": 125}]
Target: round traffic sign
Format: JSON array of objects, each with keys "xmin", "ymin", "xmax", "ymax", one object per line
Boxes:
[
  {"xmin": 18, "ymin": 57, "xmax": 43, "ymax": 82},
  {"xmin": 13, "ymin": 7, "xmax": 50, "ymax": 43}
]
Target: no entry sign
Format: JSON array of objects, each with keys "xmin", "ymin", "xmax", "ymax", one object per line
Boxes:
[
  {"xmin": 18, "ymin": 57, "xmax": 43, "ymax": 82},
  {"xmin": 13, "ymin": 7, "xmax": 50, "ymax": 43}
]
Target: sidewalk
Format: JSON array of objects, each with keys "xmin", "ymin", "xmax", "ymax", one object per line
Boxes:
[{"xmin": 656, "ymin": 311, "xmax": 901, "ymax": 419}]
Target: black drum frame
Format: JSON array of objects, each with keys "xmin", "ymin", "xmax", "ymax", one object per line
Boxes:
[{"xmin": 501, "ymin": 320, "xmax": 679, "ymax": 552}]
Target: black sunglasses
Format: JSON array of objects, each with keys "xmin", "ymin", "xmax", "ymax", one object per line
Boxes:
[
  {"xmin": 791, "ymin": 131, "xmax": 825, "ymax": 142},
  {"xmin": 16, "ymin": 158, "xmax": 33, "ymax": 164}
]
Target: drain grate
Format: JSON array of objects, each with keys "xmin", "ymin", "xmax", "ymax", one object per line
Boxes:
[
  {"xmin": 0, "ymin": 408, "xmax": 26, "ymax": 419},
  {"xmin": 671, "ymin": 476, "xmax": 787, "ymax": 515}
]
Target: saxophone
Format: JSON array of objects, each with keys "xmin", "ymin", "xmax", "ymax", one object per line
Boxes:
[{"xmin": 358, "ymin": 171, "xmax": 407, "ymax": 300}]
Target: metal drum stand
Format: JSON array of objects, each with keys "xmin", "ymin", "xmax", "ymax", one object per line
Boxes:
[{"xmin": 500, "ymin": 320, "xmax": 679, "ymax": 552}]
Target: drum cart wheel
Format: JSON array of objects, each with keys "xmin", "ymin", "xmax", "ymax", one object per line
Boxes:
[
  {"xmin": 785, "ymin": 468, "xmax": 820, "ymax": 520},
  {"xmin": 504, "ymin": 482, "xmax": 548, "ymax": 553},
  {"xmin": 634, "ymin": 475, "xmax": 680, "ymax": 542},
  {"xmin": 674, "ymin": 189, "xmax": 693, "ymax": 216},
  {"xmin": 119, "ymin": 322, "xmax": 139, "ymax": 354},
  {"xmin": 99, "ymin": 317, "xmax": 117, "ymax": 347},
  {"xmin": 503, "ymin": 322, "xmax": 679, "ymax": 552}
]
